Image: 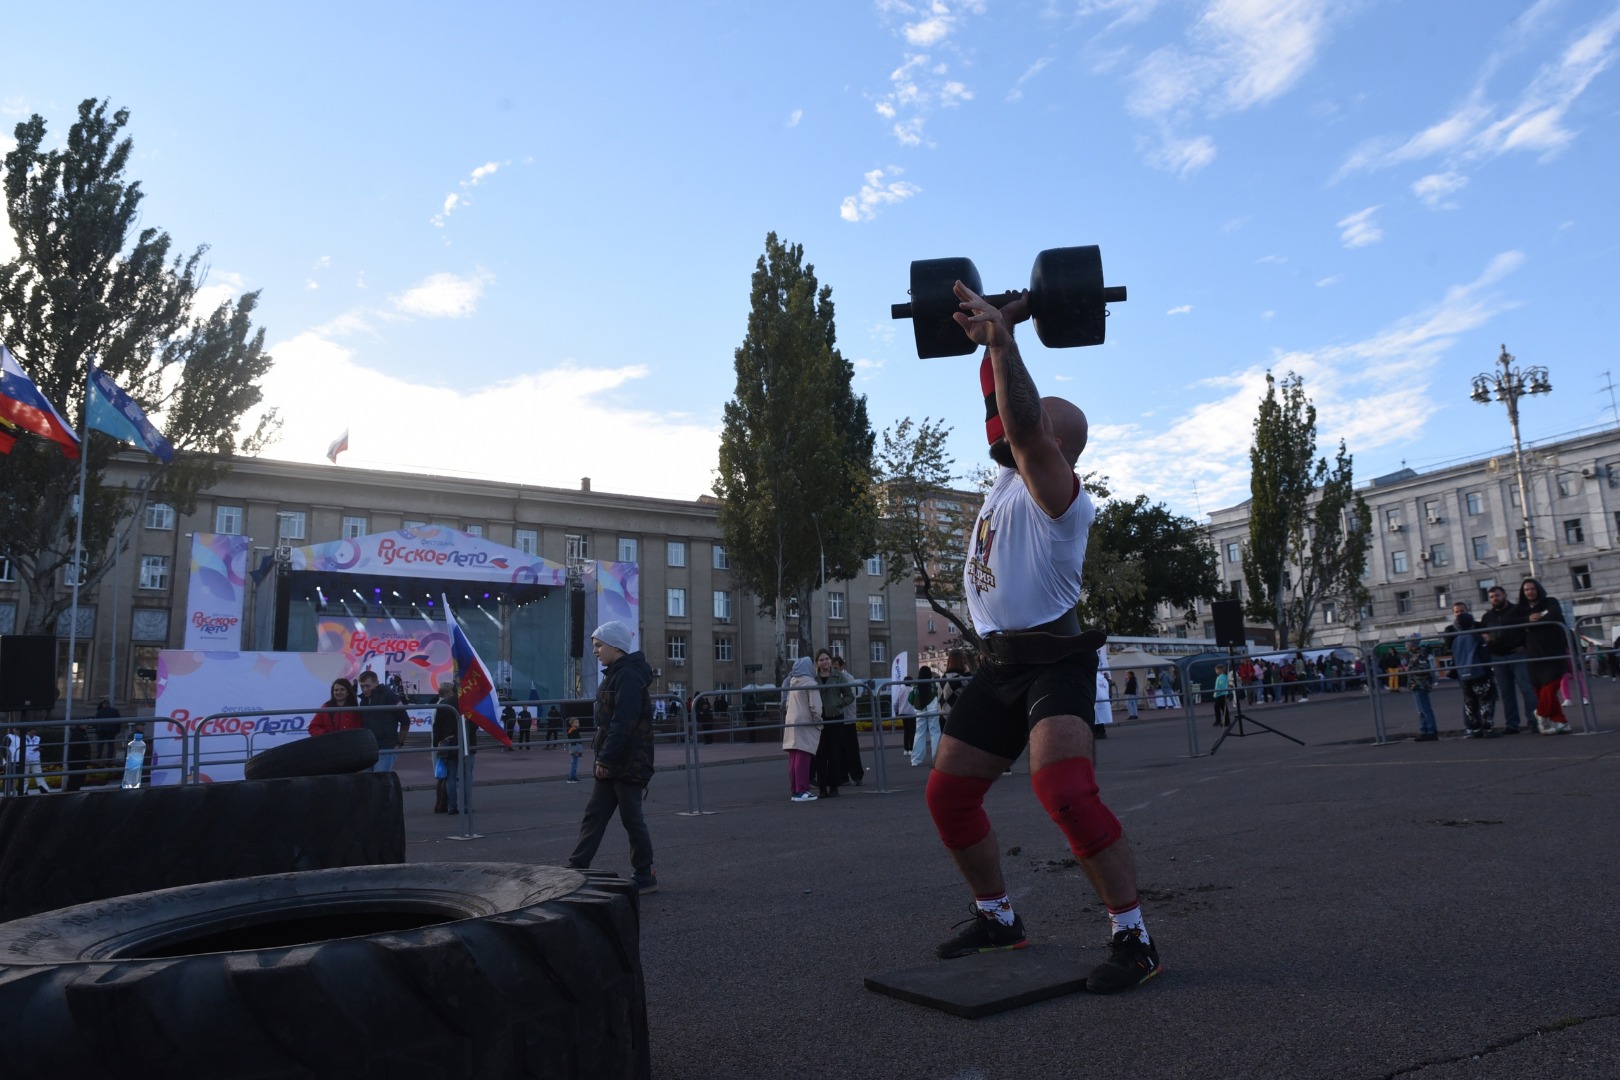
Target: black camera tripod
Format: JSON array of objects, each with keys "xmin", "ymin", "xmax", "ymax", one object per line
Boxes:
[{"xmin": 1210, "ymin": 649, "xmax": 1305, "ymax": 755}]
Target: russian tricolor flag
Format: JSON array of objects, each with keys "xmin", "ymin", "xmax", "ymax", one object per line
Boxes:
[
  {"xmin": 444, "ymin": 600, "xmax": 513, "ymax": 747},
  {"xmin": 0, "ymin": 344, "xmax": 80, "ymax": 459}
]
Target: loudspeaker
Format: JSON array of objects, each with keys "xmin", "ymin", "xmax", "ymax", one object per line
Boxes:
[
  {"xmin": 569, "ymin": 589, "xmax": 586, "ymax": 658},
  {"xmin": 1211, "ymin": 600, "xmax": 1245, "ymax": 650},
  {"xmin": 0, "ymin": 635, "xmax": 58, "ymax": 711}
]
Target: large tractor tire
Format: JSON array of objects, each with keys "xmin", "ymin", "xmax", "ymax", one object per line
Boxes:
[
  {"xmin": 243, "ymin": 727, "xmax": 379, "ymax": 780},
  {"xmin": 0, "ymin": 772, "xmax": 405, "ymax": 922},
  {"xmin": 0, "ymin": 863, "xmax": 649, "ymax": 1079}
]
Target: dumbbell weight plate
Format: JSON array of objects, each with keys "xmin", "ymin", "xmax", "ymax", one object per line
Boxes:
[
  {"xmin": 1029, "ymin": 245, "xmax": 1106, "ymax": 349},
  {"xmin": 906, "ymin": 256, "xmax": 982, "ymax": 359}
]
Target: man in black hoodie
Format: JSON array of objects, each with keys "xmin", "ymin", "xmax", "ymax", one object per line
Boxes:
[
  {"xmin": 566, "ymin": 620, "xmax": 658, "ymax": 893},
  {"xmin": 1478, "ymin": 584, "xmax": 1538, "ymax": 733}
]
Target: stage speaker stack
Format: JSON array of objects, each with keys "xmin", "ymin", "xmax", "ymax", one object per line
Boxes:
[
  {"xmin": 0, "ymin": 635, "xmax": 58, "ymax": 711},
  {"xmin": 569, "ymin": 590, "xmax": 586, "ymax": 658},
  {"xmin": 1211, "ymin": 600, "xmax": 1245, "ymax": 650}
]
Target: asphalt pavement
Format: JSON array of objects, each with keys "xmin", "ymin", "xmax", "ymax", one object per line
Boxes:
[{"xmin": 402, "ymin": 683, "xmax": 1620, "ymax": 1079}]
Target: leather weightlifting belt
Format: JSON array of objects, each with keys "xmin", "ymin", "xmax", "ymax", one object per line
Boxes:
[{"xmin": 979, "ymin": 611, "xmax": 1107, "ymax": 666}]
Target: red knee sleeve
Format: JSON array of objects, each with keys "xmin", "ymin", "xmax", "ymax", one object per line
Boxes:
[
  {"xmin": 926, "ymin": 771, "xmax": 995, "ymax": 850},
  {"xmin": 1032, "ymin": 757, "xmax": 1122, "ymax": 860}
]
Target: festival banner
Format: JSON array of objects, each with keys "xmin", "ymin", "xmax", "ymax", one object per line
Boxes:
[
  {"xmin": 151, "ymin": 650, "xmax": 437, "ymax": 785},
  {"xmin": 183, "ymin": 532, "xmax": 252, "ymax": 650},
  {"xmin": 890, "ymin": 650, "xmax": 910, "ymax": 714},
  {"xmin": 315, "ymin": 616, "xmax": 452, "ymax": 699},
  {"xmin": 581, "ymin": 559, "xmax": 640, "ymax": 697},
  {"xmin": 290, "ymin": 525, "xmax": 568, "ymax": 586}
]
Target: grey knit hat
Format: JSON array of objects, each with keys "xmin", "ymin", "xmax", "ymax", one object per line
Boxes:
[{"xmin": 592, "ymin": 620, "xmax": 635, "ymax": 653}]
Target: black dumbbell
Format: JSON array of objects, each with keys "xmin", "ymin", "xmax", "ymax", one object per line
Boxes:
[{"xmin": 890, "ymin": 245, "xmax": 1127, "ymax": 359}]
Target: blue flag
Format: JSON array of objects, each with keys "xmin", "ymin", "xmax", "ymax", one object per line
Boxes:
[{"xmin": 86, "ymin": 366, "xmax": 174, "ymax": 463}]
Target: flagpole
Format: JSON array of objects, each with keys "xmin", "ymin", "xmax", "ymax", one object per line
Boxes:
[
  {"xmin": 61, "ymin": 362, "xmax": 94, "ymax": 787},
  {"xmin": 444, "ymin": 595, "xmax": 475, "ymax": 839}
]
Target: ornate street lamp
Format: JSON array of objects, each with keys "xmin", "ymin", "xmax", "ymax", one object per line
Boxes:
[{"xmin": 1471, "ymin": 344, "xmax": 1552, "ymax": 579}]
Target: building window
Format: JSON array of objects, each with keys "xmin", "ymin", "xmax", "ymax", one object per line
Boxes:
[
  {"xmin": 1392, "ymin": 550, "xmax": 1409, "ymax": 574},
  {"xmin": 787, "ymin": 639, "xmax": 800, "ymax": 661},
  {"xmin": 667, "ymin": 541, "xmax": 687, "ymax": 567},
  {"xmin": 1226, "ymin": 541, "xmax": 1240, "ymax": 563},
  {"xmin": 343, "ymin": 515, "xmax": 368, "ymax": 539},
  {"xmin": 1395, "ymin": 591, "xmax": 1412, "ymax": 615},
  {"xmin": 866, "ymin": 555, "xmax": 883, "ymax": 576},
  {"xmin": 1477, "ymin": 578, "xmax": 1497, "ymax": 603},
  {"xmin": 130, "ymin": 608, "xmax": 169, "ymax": 641},
  {"xmin": 1571, "ymin": 563, "xmax": 1592, "ymax": 591},
  {"xmin": 1509, "ymin": 487, "xmax": 1521, "ymax": 508},
  {"xmin": 1515, "ymin": 529, "xmax": 1528, "ymax": 557},
  {"xmin": 1423, "ymin": 499, "xmax": 1441, "ymax": 523},
  {"xmin": 215, "ymin": 505, "xmax": 243, "ymax": 535},
  {"xmin": 1557, "ymin": 473, "xmax": 1576, "ymax": 497},
  {"xmin": 1322, "ymin": 601, "xmax": 1336, "ymax": 624},
  {"xmin": 827, "ymin": 591, "xmax": 845, "ymax": 620},
  {"xmin": 1384, "ymin": 508, "xmax": 1403, "ymax": 530},
  {"xmin": 277, "ymin": 511, "xmax": 306, "ymax": 542},
  {"xmin": 667, "ymin": 588, "xmax": 687, "ymax": 618},
  {"xmin": 667, "ymin": 635, "xmax": 686, "ymax": 662},
  {"xmin": 403, "ymin": 519, "xmax": 427, "ymax": 530},
  {"xmin": 515, "ymin": 529, "xmax": 538, "ymax": 555},
  {"xmin": 1471, "ymin": 535, "xmax": 1490, "ymax": 560},
  {"xmin": 830, "ymin": 639, "xmax": 847, "ymax": 659},
  {"xmin": 139, "ymin": 555, "xmax": 170, "ymax": 591},
  {"xmin": 712, "ymin": 544, "xmax": 729, "ymax": 570},
  {"xmin": 144, "ymin": 503, "xmax": 175, "ymax": 530},
  {"xmin": 667, "ymin": 681, "xmax": 687, "ymax": 703},
  {"xmin": 131, "ymin": 644, "xmax": 161, "ymax": 702},
  {"xmin": 1229, "ymin": 580, "xmax": 1242, "ymax": 600},
  {"xmin": 617, "ymin": 537, "xmax": 638, "ymax": 563},
  {"xmin": 63, "ymin": 549, "xmax": 87, "ymax": 586},
  {"xmin": 0, "ymin": 557, "xmax": 14, "ymax": 583},
  {"xmin": 786, "ymin": 596, "xmax": 800, "ymax": 619},
  {"xmin": 868, "ymin": 594, "xmax": 886, "ymax": 621},
  {"xmin": 870, "ymin": 639, "xmax": 887, "ymax": 664},
  {"xmin": 1434, "ymin": 586, "xmax": 1449, "ymax": 609},
  {"xmin": 566, "ymin": 534, "xmax": 589, "ymax": 561},
  {"xmin": 1428, "ymin": 543, "xmax": 1448, "ymax": 567},
  {"xmin": 1465, "ymin": 492, "xmax": 1483, "ymax": 515},
  {"xmin": 927, "ymin": 617, "xmax": 936, "ymax": 634},
  {"xmin": 713, "ymin": 590, "xmax": 733, "ymax": 622},
  {"xmin": 714, "ymin": 637, "xmax": 734, "ymax": 662},
  {"xmin": 1563, "ymin": 519, "xmax": 1585, "ymax": 544},
  {"xmin": 464, "ymin": 524, "xmax": 484, "ymax": 538}
]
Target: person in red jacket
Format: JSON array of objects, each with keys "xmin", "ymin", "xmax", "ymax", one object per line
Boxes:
[{"xmin": 310, "ymin": 678, "xmax": 363, "ymax": 736}]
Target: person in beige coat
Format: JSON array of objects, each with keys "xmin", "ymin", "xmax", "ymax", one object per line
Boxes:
[{"xmin": 781, "ymin": 655, "xmax": 824, "ymax": 802}]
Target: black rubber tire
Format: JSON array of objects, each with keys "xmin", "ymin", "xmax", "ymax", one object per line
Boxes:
[
  {"xmin": 0, "ymin": 863, "xmax": 649, "ymax": 1079},
  {"xmin": 0, "ymin": 772, "xmax": 405, "ymax": 922},
  {"xmin": 243, "ymin": 727, "xmax": 380, "ymax": 780}
]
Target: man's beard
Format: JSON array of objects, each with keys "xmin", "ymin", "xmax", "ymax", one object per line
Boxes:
[{"xmin": 988, "ymin": 440, "xmax": 1015, "ymax": 468}]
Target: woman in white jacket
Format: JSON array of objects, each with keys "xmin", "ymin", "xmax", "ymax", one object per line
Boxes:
[
  {"xmin": 23, "ymin": 729, "xmax": 51, "ymax": 794},
  {"xmin": 781, "ymin": 656, "xmax": 823, "ymax": 802}
]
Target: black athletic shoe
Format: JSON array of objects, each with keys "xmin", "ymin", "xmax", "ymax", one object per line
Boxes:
[
  {"xmin": 1086, "ymin": 928, "xmax": 1162, "ymax": 993},
  {"xmin": 936, "ymin": 908, "xmax": 1029, "ymax": 959}
]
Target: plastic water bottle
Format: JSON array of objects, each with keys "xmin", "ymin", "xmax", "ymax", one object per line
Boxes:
[{"xmin": 122, "ymin": 733, "xmax": 146, "ymax": 790}]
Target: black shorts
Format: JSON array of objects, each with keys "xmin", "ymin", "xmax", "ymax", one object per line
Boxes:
[{"xmin": 943, "ymin": 652, "xmax": 1099, "ymax": 762}]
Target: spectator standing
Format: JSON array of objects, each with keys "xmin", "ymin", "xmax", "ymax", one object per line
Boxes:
[
  {"xmin": 431, "ymin": 682, "xmax": 457, "ymax": 813},
  {"xmin": 781, "ymin": 656, "xmax": 823, "ymax": 802},
  {"xmin": 565, "ymin": 716, "xmax": 583, "ymax": 782},
  {"xmin": 434, "ymin": 680, "xmax": 480, "ymax": 813},
  {"xmin": 567, "ymin": 621, "xmax": 658, "ymax": 893},
  {"xmin": 1478, "ymin": 585, "xmax": 1538, "ymax": 733},
  {"xmin": 93, "ymin": 698, "xmax": 122, "ymax": 765},
  {"xmin": 1406, "ymin": 636, "xmax": 1439, "ymax": 741},
  {"xmin": 909, "ymin": 666, "xmax": 942, "ymax": 768},
  {"xmin": 1445, "ymin": 608, "xmax": 1499, "ymax": 737},
  {"xmin": 1518, "ymin": 578, "xmax": 1571, "ymax": 735},
  {"xmin": 1211, "ymin": 665, "xmax": 1231, "ymax": 727},
  {"xmin": 516, "ymin": 707, "xmax": 534, "ymax": 749},
  {"xmin": 501, "ymin": 704, "xmax": 517, "ymax": 751},
  {"xmin": 1123, "ymin": 670, "xmax": 1139, "ymax": 719},
  {"xmin": 65, "ymin": 721, "xmax": 94, "ymax": 792},
  {"xmin": 22, "ymin": 729, "xmax": 51, "ymax": 794},
  {"xmin": 813, "ymin": 648, "xmax": 859, "ymax": 796},
  {"xmin": 546, "ymin": 705, "xmax": 564, "ymax": 749},
  {"xmin": 357, "ymin": 670, "xmax": 411, "ymax": 772},
  {"xmin": 309, "ymin": 678, "xmax": 363, "ymax": 737}
]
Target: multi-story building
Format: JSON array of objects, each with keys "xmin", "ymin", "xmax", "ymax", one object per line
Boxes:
[
  {"xmin": 0, "ymin": 454, "xmax": 917, "ymax": 709},
  {"xmin": 1196, "ymin": 426, "xmax": 1620, "ymax": 648},
  {"xmin": 908, "ymin": 486, "xmax": 983, "ymax": 668}
]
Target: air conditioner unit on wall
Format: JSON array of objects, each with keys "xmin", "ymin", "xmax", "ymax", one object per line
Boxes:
[
  {"xmin": 1388, "ymin": 523, "xmax": 1404, "ymax": 533},
  {"xmin": 1580, "ymin": 464, "xmax": 1601, "ymax": 479},
  {"xmin": 1426, "ymin": 513, "xmax": 1443, "ymax": 524},
  {"xmin": 672, "ymin": 657, "xmax": 685, "ymax": 667},
  {"xmin": 1419, "ymin": 552, "xmax": 1430, "ymax": 563}
]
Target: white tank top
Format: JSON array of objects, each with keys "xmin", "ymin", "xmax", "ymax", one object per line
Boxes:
[{"xmin": 964, "ymin": 467, "xmax": 1094, "ymax": 635}]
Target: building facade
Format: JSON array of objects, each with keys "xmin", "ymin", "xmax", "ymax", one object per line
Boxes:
[
  {"xmin": 1196, "ymin": 426, "xmax": 1620, "ymax": 648},
  {"xmin": 0, "ymin": 455, "xmax": 917, "ymax": 709}
]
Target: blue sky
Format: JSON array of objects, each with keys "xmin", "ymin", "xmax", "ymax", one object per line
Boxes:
[{"xmin": 4, "ymin": 0, "xmax": 1618, "ymax": 521}]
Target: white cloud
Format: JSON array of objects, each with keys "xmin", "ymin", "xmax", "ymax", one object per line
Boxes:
[
  {"xmin": 1260, "ymin": 309, "xmax": 1276, "ymax": 320},
  {"xmin": 389, "ymin": 270, "xmax": 493, "ymax": 318},
  {"xmin": 191, "ymin": 270, "xmax": 248, "ymax": 321},
  {"xmin": 1144, "ymin": 130, "xmax": 1217, "ymax": 177},
  {"xmin": 1315, "ymin": 274, "xmax": 1343, "ymax": 287},
  {"xmin": 251, "ymin": 334, "xmax": 720, "ymax": 500},
  {"xmin": 870, "ymin": 2, "xmax": 986, "ymax": 146},
  {"xmin": 431, "ymin": 161, "xmax": 504, "ymax": 227},
  {"xmin": 1337, "ymin": 206, "xmax": 1383, "ymax": 248},
  {"xmin": 788, "ymin": 109, "xmax": 803, "ymax": 127},
  {"xmin": 1257, "ymin": 253, "xmax": 1288, "ymax": 264},
  {"xmin": 1412, "ymin": 170, "xmax": 1469, "ymax": 208},
  {"xmin": 1007, "ymin": 58, "xmax": 1053, "ymax": 103},
  {"xmin": 839, "ymin": 167, "xmax": 921, "ymax": 222},
  {"xmin": 305, "ymin": 279, "xmax": 319, "ymax": 291},
  {"xmin": 1082, "ymin": 251, "xmax": 1526, "ymax": 511},
  {"xmin": 314, "ymin": 255, "xmax": 331, "ymax": 269},
  {"xmin": 1166, "ymin": 304, "xmax": 1193, "ymax": 315}
]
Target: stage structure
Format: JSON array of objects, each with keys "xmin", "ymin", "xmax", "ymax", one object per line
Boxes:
[{"xmin": 238, "ymin": 526, "xmax": 638, "ymax": 702}]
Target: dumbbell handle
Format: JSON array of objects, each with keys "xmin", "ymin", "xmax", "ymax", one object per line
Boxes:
[{"xmin": 891, "ymin": 285, "xmax": 1126, "ymax": 320}]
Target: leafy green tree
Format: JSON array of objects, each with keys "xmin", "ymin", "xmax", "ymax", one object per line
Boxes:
[
  {"xmin": 1241, "ymin": 372, "xmax": 1322, "ymax": 647},
  {"xmin": 1081, "ymin": 494, "xmax": 1219, "ymax": 635},
  {"xmin": 875, "ymin": 417, "xmax": 978, "ymax": 651},
  {"xmin": 713, "ymin": 234, "xmax": 876, "ymax": 676},
  {"xmin": 0, "ymin": 98, "xmax": 277, "ymax": 636},
  {"xmin": 1288, "ymin": 442, "xmax": 1372, "ymax": 646}
]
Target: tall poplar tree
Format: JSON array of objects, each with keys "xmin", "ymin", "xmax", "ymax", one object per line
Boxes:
[
  {"xmin": 714, "ymin": 234, "xmax": 877, "ymax": 677},
  {"xmin": 1288, "ymin": 442, "xmax": 1372, "ymax": 645},
  {"xmin": 0, "ymin": 99, "xmax": 277, "ymax": 636},
  {"xmin": 1242, "ymin": 372, "xmax": 1323, "ymax": 647}
]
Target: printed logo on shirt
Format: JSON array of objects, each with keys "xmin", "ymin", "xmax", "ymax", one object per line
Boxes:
[{"xmin": 967, "ymin": 509, "xmax": 998, "ymax": 594}]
